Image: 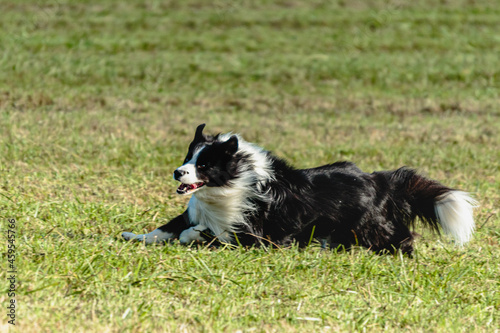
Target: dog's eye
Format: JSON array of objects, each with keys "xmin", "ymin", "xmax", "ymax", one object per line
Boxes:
[{"xmin": 197, "ymin": 164, "xmax": 206, "ymax": 170}]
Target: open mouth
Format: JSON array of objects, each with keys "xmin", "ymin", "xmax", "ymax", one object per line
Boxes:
[{"xmin": 176, "ymin": 182, "xmax": 205, "ymax": 195}]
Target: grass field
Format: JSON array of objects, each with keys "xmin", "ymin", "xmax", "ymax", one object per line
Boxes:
[{"xmin": 1, "ymin": 0, "xmax": 499, "ymax": 332}]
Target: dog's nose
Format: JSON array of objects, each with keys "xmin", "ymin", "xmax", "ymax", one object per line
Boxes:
[{"xmin": 173, "ymin": 169, "xmax": 188, "ymax": 180}]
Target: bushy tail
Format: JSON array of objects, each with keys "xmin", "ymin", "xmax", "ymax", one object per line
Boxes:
[
  {"xmin": 434, "ymin": 191, "xmax": 477, "ymax": 245},
  {"xmin": 389, "ymin": 168, "xmax": 478, "ymax": 245}
]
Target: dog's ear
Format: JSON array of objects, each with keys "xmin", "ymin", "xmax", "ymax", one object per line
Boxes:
[
  {"xmin": 194, "ymin": 123, "xmax": 206, "ymax": 141},
  {"xmin": 222, "ymin": 135, "xmax": 238, "ymax": 155}
]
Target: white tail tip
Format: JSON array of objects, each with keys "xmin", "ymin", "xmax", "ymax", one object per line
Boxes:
[{"xmin": 435, "ymin": 191, "xmax": 478, "ymax": 245}]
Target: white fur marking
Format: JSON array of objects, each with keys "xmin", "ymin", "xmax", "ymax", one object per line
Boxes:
[
  {"xmin": 179, "ymin": 225, "xmax": 209, "ymax": 244},
  {"xmin": 122, "ymin": 229, "xmax": 174, "ymax": 244},
  {"xmin": 435, "ymin": 191, "xmax": 478, "ymax": 245},
  {"xmin": 187, "ymin": 133, "xmax": 275, "ymax": 243},
  {"xmin": 175, "ymin": 147, "xmax": 204, "ymax": 185}
]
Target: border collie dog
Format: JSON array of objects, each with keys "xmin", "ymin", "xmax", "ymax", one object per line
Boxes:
[{"xmin": 122, "ymin": 124, "xmax": 477, "ymax": 254}]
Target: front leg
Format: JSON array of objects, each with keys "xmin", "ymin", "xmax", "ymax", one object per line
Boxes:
[
  {"xmin": 179, "ymin": 225, "xmax": 212, "ymax": 244},
  {"xmin": 122, "ymin": 211, "xmax": 190, "ymax": 244}
]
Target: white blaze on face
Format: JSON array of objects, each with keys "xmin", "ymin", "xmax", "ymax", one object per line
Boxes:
[{"xmin": 175, "ymin": 147, "xmax": 204, "ymax": 185}]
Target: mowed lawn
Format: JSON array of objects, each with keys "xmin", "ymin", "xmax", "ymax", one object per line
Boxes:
[{"xmin": 0, "ymin": 0, "xmax": 499, "ymax": 332}]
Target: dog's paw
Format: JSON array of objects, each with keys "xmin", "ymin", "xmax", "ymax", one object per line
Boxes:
[
  {"xmin": 122, "ymin": 232, "xmax": 143, "ymax": 242},
  {"xmin": 122, "ymin": 229, "xmax": 174, "ymax": 244},
  {"xmin": 122, "ymin": 232, "xmax": 136, "ymax": 240},
  {"xmin": 179, "ymin": 225, "xmax": 208, "ymax": 245}
]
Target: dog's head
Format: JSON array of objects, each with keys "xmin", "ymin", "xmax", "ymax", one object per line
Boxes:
[{"xmin": 173, "ymin": 124, "xmax": 240, "ymax": 195}]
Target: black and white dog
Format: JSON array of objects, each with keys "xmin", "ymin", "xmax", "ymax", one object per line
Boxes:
[{"xmin": 122, "ymin": 124, "xmax": 477, "ymax": 254}]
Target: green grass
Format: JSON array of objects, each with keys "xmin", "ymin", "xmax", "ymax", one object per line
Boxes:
[{"xmin": 1, "ymin": 0, "xmax": 499, "ymax": 332}]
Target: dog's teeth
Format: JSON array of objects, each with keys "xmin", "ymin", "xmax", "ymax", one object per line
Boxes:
[{"xmin": 176, "ymin": 182, "xmax": 204, "ymax": 195}]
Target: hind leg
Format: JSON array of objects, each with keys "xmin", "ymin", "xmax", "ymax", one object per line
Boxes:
[
  {"xmin": 351, "ymin": 218, "xmax": 415, "ymax": 255},
  {"xmin": 375, "ymin": 224, "xmax": 415, "ymax": 255},
  {"xmin": 385, "ymin": 223, "xmax": 415, "ymax": 255}
]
